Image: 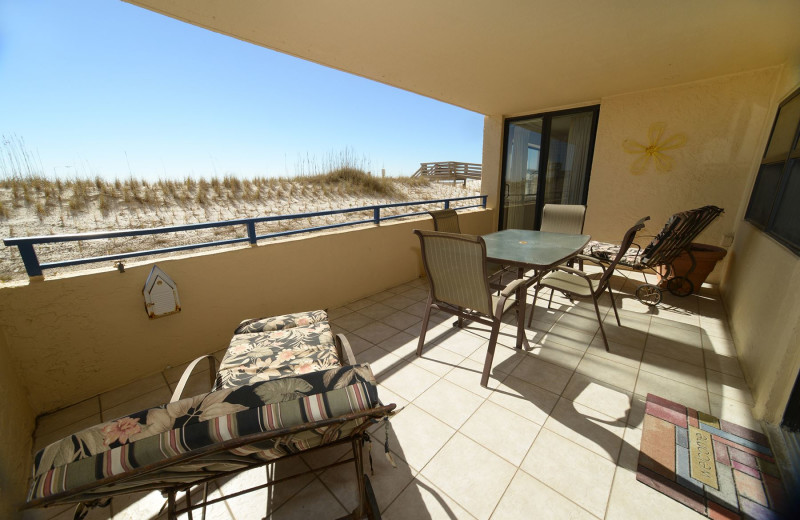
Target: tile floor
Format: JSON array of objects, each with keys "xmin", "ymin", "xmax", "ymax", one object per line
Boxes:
[{"xmin": 25, "ymin": 268, "xmax": 767, "ymax": 520}]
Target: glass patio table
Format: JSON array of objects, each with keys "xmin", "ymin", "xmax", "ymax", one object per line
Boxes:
[{"xmin": 482, "ymin": 229, "xmax": 591, "ymax": 349}]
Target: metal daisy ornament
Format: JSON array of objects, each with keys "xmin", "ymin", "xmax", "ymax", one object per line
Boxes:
[{"xmin": 623, "ymin": 122, "xmax": 687, "ymax": 175}]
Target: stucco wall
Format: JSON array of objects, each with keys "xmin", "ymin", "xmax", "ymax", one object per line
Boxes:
[
  {"xmin": 585, "ymin": 68, "xmax": 780, "ymax": 283},
  {"xmin": 0, "ymin": 331, "xmax": 35, "ymax": 519},
  {"xmin": 0, "ymin": 210, "xmax": 493, "ymax": 415},
  {"xmin": 721, "ymin": 60, "xmax": 800, "ymax": 423}
]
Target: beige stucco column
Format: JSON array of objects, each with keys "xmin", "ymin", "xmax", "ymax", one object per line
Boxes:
[{"xmin": 481, "ymin": 115, "xmax": 504, "ymax": 230}]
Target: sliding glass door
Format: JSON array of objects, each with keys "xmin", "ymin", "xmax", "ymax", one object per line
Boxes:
[{"xmin": 501, "ymin": 106, "xmax": 599, "ymax": 230}]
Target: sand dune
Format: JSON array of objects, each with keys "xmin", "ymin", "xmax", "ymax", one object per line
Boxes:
[{"xmin": 0, "ymin": 176, "xmax": 481, "ymax": 282}]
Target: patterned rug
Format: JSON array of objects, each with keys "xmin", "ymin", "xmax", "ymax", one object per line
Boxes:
[{"xmin": 637, "ymin": 394, "xmax": 790, "ymax": 519}]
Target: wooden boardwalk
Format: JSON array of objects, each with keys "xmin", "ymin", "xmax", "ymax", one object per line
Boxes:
[{"xmin": 412, "ymin": 162, "xmax": 481, "ymax": 184}]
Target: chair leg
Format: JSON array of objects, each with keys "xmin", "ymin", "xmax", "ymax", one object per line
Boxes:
[
  {"xmin": 351, "ymin": 435, "xmax": 367, "ymax": 519},
  {"xmin": 607, "ymin": 285, "xmax": 621, "ymax": 326},
  {"xmin": 548, "ymin": 288, "xmax": 554, "ymax": 309},
  {"xmin": 167, "ymin": 490, "xmax": 177, "ymax": 520},
  {"xmin": 527, "ymin": 285, "xmax": 541, "ymax": 327},
  {"xmin": 481, "ymin": 321, "xmax": 502, "ymax": 387},
  {"xmin": 416, "ymin": 294, "xmax": 433, "ymax": 356},
  {"xmin": 593, "ymin": 296, "xmax": 610, "ymax": 352}
]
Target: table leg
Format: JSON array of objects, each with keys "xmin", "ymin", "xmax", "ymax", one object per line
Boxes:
[{"xmin": 515, "ymin": 267, "xmax": 531, "ymax": 350}]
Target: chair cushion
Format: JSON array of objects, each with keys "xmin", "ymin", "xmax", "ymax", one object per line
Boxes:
[
  {"xmin": 28, "ymin": 364, "xmax": 379, "ymax": 501},
  {"xmin": 234, "ymin": 309, "xmax": 328, "ymax": 334},
  {"xmin": 218, "ymin": 321, "xmax": 340, "ymax": 389},
  {"xmin": 584, "ymin": 241, "xmax": 641, "ymax": 266}
]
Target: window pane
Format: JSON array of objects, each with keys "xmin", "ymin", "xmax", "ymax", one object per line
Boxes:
[
  {"xmin": 503, "ymin": 118, "xmax": 542, "ymax": 230},
  {"xmin": 746, "ymin": 162, "xmax": 784, "ymax": 228},
  {"xmin": 772, "ymin": 160, "xmax": 800, "ymax": 251},
  {"xmin": 544, "ymin": 112, "xmax": 594, "ymax": 205},
  {"xmin": 764, "ymin": 94, "xmax": 800, "ymax": 162}
]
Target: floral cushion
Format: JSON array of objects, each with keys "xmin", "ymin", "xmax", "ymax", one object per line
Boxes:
[
  {"xmin": 234, "ymin": 309, "xmax": 328, "ymax": 334},
  {"xmin": 217, "ymin": 321, "xmax": 340, "ymax": 388},
  {"xmin": 28, "ymin": 364, "xmax": 380, "ymax": 501},
  {"xmin": 584, "ymin": 240, "xmax": 642, "ymax": 267}
]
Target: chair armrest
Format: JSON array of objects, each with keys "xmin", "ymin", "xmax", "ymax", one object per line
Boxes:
[
  {"xmin": 553, "ymin": 265, "xmax": 592, "ymax": 278},
  {"xmin": 575, "ymin": 254, "xmax": 608, "ymax": 270},
  {"xmin": 500, "ymin": 278, "xmax": 526, "ymax": 297},
  {"xmin": 335, "ymin": 333, "xmax": 358, "ymax": 365},
  {"xmin": 171, "ymin": 354, "xmax": 219, "ymax": 402}
]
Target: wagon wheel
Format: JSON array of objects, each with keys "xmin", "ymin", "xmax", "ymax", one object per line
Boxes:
[
  {"xmin": 666, "ymin": 276, "xmax": 693, "ymax": 297},
  {"xmin": 635, "ymin": 284, "xmax": 662, "ymax": 306},
  {"xmin": 364, "ymin": 475, "xmax": 381, "ymax": 520}
]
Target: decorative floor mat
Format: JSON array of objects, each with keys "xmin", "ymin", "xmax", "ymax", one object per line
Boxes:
[{"xmin": 637, "ymin": 394, "xmax": 789, "ymax": 519}]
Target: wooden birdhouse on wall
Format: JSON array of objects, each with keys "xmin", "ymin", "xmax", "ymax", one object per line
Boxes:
[{"xmin": 143, "ymin": 265, "xmax": 181, "ymax": 319}]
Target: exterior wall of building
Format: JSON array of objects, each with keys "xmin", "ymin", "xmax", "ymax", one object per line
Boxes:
[
  {"xmin": 721, "ymin": 60, "xmax": 800, "ymax": 423},
  {"xmin": 487, "ymin": 65, "xmax": 797, "ymax": 423},
  {"xmin": 585, "ymin": 67, "xmax": 780, "ymax": 283},
  {"xmin": 0, "ymin": 210, "xmax": 494, "ymax": 415},
  {"xmin": 0, "ymin": 332, "xmax": 35, "ymax": 519}
]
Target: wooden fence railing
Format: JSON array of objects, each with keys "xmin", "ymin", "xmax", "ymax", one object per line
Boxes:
[{"xmin": 412, "ymin": 162, "xmax": 481, "ymax": 184}]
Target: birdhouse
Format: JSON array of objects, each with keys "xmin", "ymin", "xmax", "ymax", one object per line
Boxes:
[{"xmin": 143, "ymin": 265, "xmax": 181, "ymax": 319}]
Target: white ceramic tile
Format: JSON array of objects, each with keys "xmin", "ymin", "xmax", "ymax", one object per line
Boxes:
[
  {"xmin": 634, "ymin": 370, "xmax": 710, "ymax": 414},
  {"xmin": 352, "ymin": 321, "xmax": 402, "ymax": 344},
  {"xmin": 488, "ymin": 375, "xmax": 560, "ymax": 426},
  {"xmin": 461, "ymin": 400, "xmax": 541, "ymax": 466},
  {"xmin": 563, "ymin": 372, "xmax": 633, "ymax": 421},
  {"xmin": 575, "ymin": 352, "xmax": 639, "ymax": 392},
  {"xmin": 383, "ymin": 474, "xmax": 477, "ymax": 520},
  {"xmin": 99, "ymin": 372, "xmax": 168, "ymax": 410},
  {"xmin": 381, "ymin": 361, "xmax": 440, "ymax": 401},
  {"xmin": 268, "ymin": 478, "xmax": 347, "ymax": 519},
  {"xmin": 491, "ymin": 468, "xmax": 598, "ymax": 520},
  {"xmin": 640, "ymin": 351, "xmax": 707, "ymax": 390},
  {"xmin": 420, "ymin": 433, "xmax": 516, "ymax": 520},
  {"xmin": 375, "ymin": 403, "xmax": 454, "ymax": 472},
  {"xmin": 508, "ymin": 355, "xmax": 574, "ymax": 395},
  {"xmin": 414, "ymin": 379, "xmax": 484, "ymax": 430},
  {"xmin": 542, "ymin": 397, "xmax": 627, "ymax": 462},
  {"xmin": 706, "ymin": 369, "xmax": 755, "ymax": 406},
  {"xmin": 521, "ymin": 428, "xmax": 616, "ymax": 517}
]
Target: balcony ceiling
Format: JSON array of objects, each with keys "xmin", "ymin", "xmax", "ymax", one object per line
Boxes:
[{"xmin": 125, "ymin": 0, "xmax": 800, "ymax": 115}]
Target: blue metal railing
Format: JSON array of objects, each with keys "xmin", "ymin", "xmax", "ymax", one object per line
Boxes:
[{"xmin": 3, "ymin": 195, "xmax": 487, "ymax": 278}]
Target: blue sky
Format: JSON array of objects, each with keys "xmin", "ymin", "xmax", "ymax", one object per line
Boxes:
[{"xmin": 0, "ymin": 0, "xmax": 483, "ymax": 181}]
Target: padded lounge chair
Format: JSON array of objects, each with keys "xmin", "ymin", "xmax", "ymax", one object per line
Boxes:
[
  {"xmin": 584, "ymin": 206, "xmax": 723, "ymax": 305},
  {"xmin": 24, "ymin": 310, "xmax": 395, "ymax": 520}
]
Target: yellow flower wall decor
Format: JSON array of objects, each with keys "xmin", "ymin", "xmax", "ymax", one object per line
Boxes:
[{"xmin": 622, "ymin": 122, "xmax": 687, "ymax": 175}]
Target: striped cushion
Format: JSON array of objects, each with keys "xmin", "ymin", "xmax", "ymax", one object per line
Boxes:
[{"xmin": 28, "ymin": 364, "xmax": 378, "ymax": 501}]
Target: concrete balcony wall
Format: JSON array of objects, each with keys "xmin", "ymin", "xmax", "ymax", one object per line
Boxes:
[
  {"xmin": 0, "ymin": 210, "xmax": 494, "ymax": 417},
  {"xmin": 585, "ymin": 67, "xmax": 781, "ymax": 284},
  {"xmin": 0, "ymin": 332, "xmax": 35, "ymax": 519},
  {"xmin": 722, "ymin": 60, "xmax": 800, "ymax": 423}
]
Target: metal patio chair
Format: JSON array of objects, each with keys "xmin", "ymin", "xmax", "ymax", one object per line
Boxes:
[
  {"xmin": 528, "ymin": 217, "xmax": 648, "ymax": 350},
  {"xmin": 540, "ymin": 203, "xmax": 586, "ymax": 268},
  {"xmin": 414, "ymin": 230, "xmax": 534, "ymax": 387},
  {"xmin": 540, "ymin": 204, "xmax": 586, "ymax": 234},
  {"xmin": 428, "ymin": 209, "xmax": 510, "ymax": 286},
  {"xmin": 584, "ymin": 205, "xmax": 724, "ymax": 305},
  {"xmin": 427, "ymin": 208, "xmax": 462, "ymax": 233}
]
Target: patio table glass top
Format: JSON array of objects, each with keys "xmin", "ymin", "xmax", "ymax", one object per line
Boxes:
[{"xmin": 482, "ymin": 229, "xmax": 591, "ymax": 270}]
